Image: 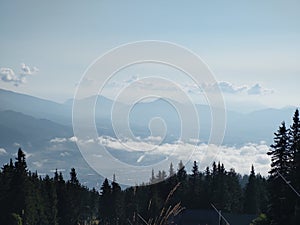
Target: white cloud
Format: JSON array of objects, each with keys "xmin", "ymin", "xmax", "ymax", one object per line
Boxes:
[
  {"xmin": 51, "ymin": 134, "xmax": 271, "ymax": 175},
  {"xmin": 0, "ymin": 63, "xmax": 39, "ymax": 86},
  {"xmin": 50, "ymin": 169, "xmax": 65, "ymax": 173},
  {"xmin": 144, "ymin": 136, "xmax": 163, "ymax": 143},
  {"xmin": 60, "ymin": 151, "xmax": 70, "ymax": 157},
  {"xmin": 96, "ymin": 135, "xmax": 271, "ymax": 175},
  {"xmin": 68, "ymin": 136, "xmax": 78, "ymax": 142},
  {"xmin": 205, "ymin": 81, "xmax": 247, "ymax": 94},
  {"xmin": 20, "ymin": 63, "xmax": 39, "ymax": 75},
  {"xmin": 247, "ymin": 83, "xmax": 274, "ymax": 95},
  {"xmin": 32, "ymin": 161, "xmax": 43, "ymax": 167},
  {"xmin": 49, "ymin": 136, "xmax": 93, "ymax": 146},
  {"xmin": 0, "ymin": 68, "xmax": 18, "ymax": 83},
  {"xmin": 0, "ymin": 148, "xmax": 7, "ymax": 155},
  {"xmin": 185, "ymin": 81, "xmax": 273, "ymax": 96},
  {"xmin": 13, "ymin": 142, "xmax": 21, "ymax": 147},
  {"xmin": 50, "ymin": 137, "xmax": 67, "ymax": 143},
  {"xmin": 32, "ymin": 159, "xmax": 48, "ymax": 168}
]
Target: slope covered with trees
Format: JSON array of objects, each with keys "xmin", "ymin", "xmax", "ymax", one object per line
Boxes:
[
  {"xmin": 0, "ymin": 109, "xmax": 300, "ymax": 225},
  {"xmin": 0, "ymin": 148, "xmax": 99, "ymax": 225}
]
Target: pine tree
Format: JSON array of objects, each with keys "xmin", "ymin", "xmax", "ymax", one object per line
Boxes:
[
  {"xmin": 244, "ymin": 165, "xmax": 258, "ymax": 214},
  {"xmin": 15, "ymin": 148, "xmax": 27, "ymax": 174},
  {"xmin": 289, "ymin": 109, "xmax": 300, "ymax": 187},
  {"xmin": 189, "ymin": 161, "xmax": 201, "ymax": 209},
  {"xmin": 191, "ymin": 161, "xmax": 199, "ymax": 178},
  {"xmin": 150, "ymin": 169, "xmax": 155, "ymax": 184},
  {"xmin": 169, "ymin": 162, "xmax": 175, "ymax": 177},
  {"xmin": 268, "ymin": 122, "xmax": 290, "ymax": 177},
  {"xmin": 267, "ymin": 122, "xmax": 293, "ymax": 225},
  {"xmin": 111, "ymin": 176, "xmax": 123, "ymax": 224},
  {"xmin": 99, "ymin": 178, "xmax": 112, "ymax": 224},
  {"xmin": 69, "ymin": 168, "xmax": 79, "ymax": 185},
  {"xmin": 177, "ymin": 160, "xmax": 187, "ymax": 181},
  {"xmin": 289, "ymin": 109, "xmax": 300, "ymax": 224},
  {"xmin": 10, "ymin": 148, "xmax": 28, "ymax": 222}
]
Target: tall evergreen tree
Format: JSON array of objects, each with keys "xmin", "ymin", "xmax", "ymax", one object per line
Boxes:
[
  {"xmin": 111, "ymin": 177, "xmax": 124, "ymax": 224},
  {"xmin": 177, "ymin": 160, "xmax": 187, "ymax": 181},
  {"xmin": 10, "ymin": 148, "xmax": 28, "ymax": 222},
  {"xmin": 99, "ymin": 178, "xmax": 112, "ymax": 224},
  {"xmin": 191, "ymin": 161, "xmax": 199, "ymax": 178},
  {"xmin": 268, "ymin": 122, "xmax": 290, "ymax": 177},
  {"xmin": 169, "ymin": 162, "xmax": 175, "ymax": 177},
  {"xmin": 244, "ymin": 165, "xmax": 258, "ymax": 214},
  {"xmin": 289, "ymin": 109, "xmax": 300, "ymax": 224},
  {"xmin": 69, "ymin": 167, "xmax": 79, "ymax": 185},
  {"xmin": 289, "ymin": 109, "xmax": 300, "ymax": 186},
  {"xmin": 267, "ymin": 122, "xmax": 293, "ymax": 225}
]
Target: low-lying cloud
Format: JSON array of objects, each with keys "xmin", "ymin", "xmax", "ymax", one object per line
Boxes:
[{"xmin": 51, "ymin": 135, "xmax": 271, "ymax": 176}]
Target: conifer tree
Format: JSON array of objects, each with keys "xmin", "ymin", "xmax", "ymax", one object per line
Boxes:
[
  {"xmin": 69, "ymin": 168, "xmax": 79, "ymax": 185},
  {"xmin": 169, "ymin": 162, "xmax": 175, "ymax": 177},
  {"xmin": 191, "ymin": 161, "xmax": 199, "ymax": 178},
  {"xmin": 99, "ymin": 178, "xmax": 112, "ymax": 224},
  {"xmin": 267, "ymin": 122, "xmax": 292, "ymax": 225},
  {"xmin": 244, "ymin": 165, "xmax": 258, "ymax": 214},
  {"xmin": 177, "ymin": 160, "xmax": 187, "ymax": 181},
  {"xmin": 289, "ymin": 109, "xmax": 300, "ymax": 224}
]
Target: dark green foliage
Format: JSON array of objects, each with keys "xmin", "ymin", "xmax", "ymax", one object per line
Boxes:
[
  {"xmin": 244, "ymin": 165, "xmax": 259, "ymax": 214},
  {"xmin": 267, "ymin": 121, "xmax": 294, "ymax": 225},
  {"xmin": 0, "ymin": 148, "xmax": 268, "ymax": 225},
  {"xmin": 99, "ymin": 178, "xmax": 112, "ymax": 224},
  {"xmin": 0, "ymin": 149, "xmax": 100, "ymax": 225},
  {"xmin": 2, "ymin": 110, "xmax": 300, "ymax": 225},
  {"xmin": 266, "ymin": 110, "xmax": 300, "ymax": 225}
]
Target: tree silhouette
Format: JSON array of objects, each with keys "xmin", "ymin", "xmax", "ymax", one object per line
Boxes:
[
  {"xmin": 244, "ymin": 165, "xmax": 258, "ymax": 214},
  {"xmin": 267, "ymin": 122, "xmax": 292, "ymax": 225}
]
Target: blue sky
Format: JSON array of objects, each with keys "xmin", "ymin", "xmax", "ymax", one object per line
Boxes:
[{"xmin": 0, "ymin": 0, "xmax": 300, "ymax": 111}]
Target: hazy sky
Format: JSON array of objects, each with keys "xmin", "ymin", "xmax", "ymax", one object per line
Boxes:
[{"xmin": 0, "ymin": 0, "xmax": 299, "ymax": 111}]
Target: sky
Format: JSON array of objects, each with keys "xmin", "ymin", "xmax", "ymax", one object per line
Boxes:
[
  {"xmin": 1, "ymin": 0, "xmax": 300, "ymax": 111},
  {"xmin": 1, "ymin": 1, "xmax": 300, "ymax": 181}
]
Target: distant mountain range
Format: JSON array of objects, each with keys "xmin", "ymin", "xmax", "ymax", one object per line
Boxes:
[{"xmin": 0, "ymin": 88, "xmax": 297, "ymax": 186}]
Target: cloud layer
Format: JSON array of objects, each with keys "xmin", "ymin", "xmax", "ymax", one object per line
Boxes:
[
  {"xmin": 185, "ymin": 81, "xmax": 274, "ymax": 96},
  {"xmin": 50, "ymin": 135, "xmax": 271, "ymax": 176},
  {"xmin": 97, "ymin": 135, "xmax": 271, "ymax": 175},
  {"xmin": 0, "ymin": 63, "xmax": 39, "ymax": 86}
]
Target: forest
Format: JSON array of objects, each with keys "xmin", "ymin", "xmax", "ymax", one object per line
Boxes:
[{"xmin": 0, "ymin": 109, "xmax": 300, "ymax": 225}]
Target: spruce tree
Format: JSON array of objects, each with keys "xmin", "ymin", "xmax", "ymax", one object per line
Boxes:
[
  {"xmin": 267, "ymin": 122, "xmax": 292, "ymax": 225},
  {"xmin": 111, "ymin": 176, "xmax": 123, "ymax": 223},
  {"xmin": 289, "ymin": 109, "xmax": 300, "ymax": 224},
  {"xmin": 268, "ymin": 122, "xmax": 290, "ymax": 177},
  {"xmin": 244, "ymin": 165, "xmax": 258, "ymax": 214},
  {"xmin": 69, "ymin": 168, "xmax": 79, "ymax": 185},
  {"xmin": 177, "ymin": 160, "xmax": 187, "ymax": 181},
  {"xmin": 191, "ymin": 161, "xmax": 199, "ymax": 178},
  {"xmin": 169, "ymin": 162, "xmax": 175, "ymax": 177},
  {"xmin": 99, "ymin": 178, "xmax": 112, "ymax": 224},
  {"xmin": 289, "ymin": 109, "xmax": 300, "ymax": 187}
]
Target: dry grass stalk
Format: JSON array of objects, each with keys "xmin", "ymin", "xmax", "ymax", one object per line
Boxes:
[{"xmin": 137, "ymin": 183, "xmax": 184, "ymax": 225}]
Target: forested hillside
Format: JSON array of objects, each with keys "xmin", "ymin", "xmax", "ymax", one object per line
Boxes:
[{"xmin": 0, "ymin": 109, "xmax": 300, "ymax": 225}]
